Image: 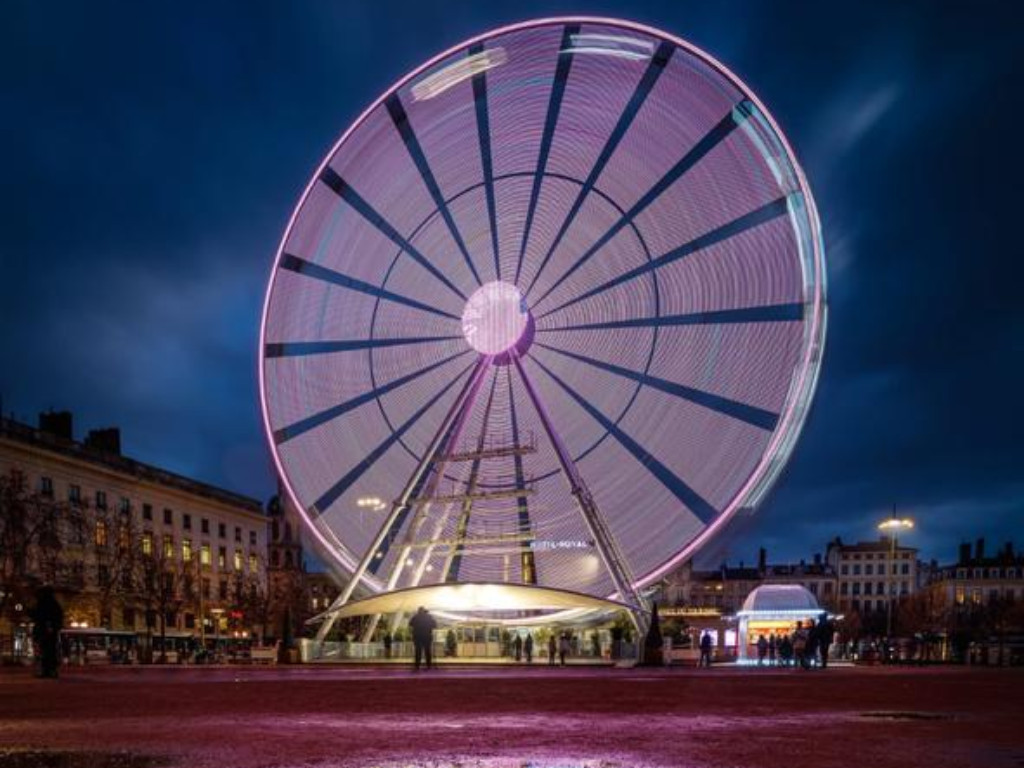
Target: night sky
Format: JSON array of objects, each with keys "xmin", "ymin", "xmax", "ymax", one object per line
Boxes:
[{"xmin": 2, "ymin": 1, "xmax": 1021, "ymax": 568}]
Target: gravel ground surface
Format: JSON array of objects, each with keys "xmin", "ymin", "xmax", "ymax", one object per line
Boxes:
[{"xmin": 1, "ymin": 665, "xmax": 1022, "ymax": 768}]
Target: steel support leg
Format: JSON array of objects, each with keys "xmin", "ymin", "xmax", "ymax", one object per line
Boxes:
[
  {"xmin": 512, "ymin": 354, "xmax": 649, "ymax": 652},
  {"xmin": 360, "ymin": 360, "xmax": 492, "ymax": 642},
  {"xmin": 313, "ymin": 356, "xmax": 492, "ymax": 645}
]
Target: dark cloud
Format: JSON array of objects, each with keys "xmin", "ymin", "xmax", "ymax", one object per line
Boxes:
[{"xmin": 2, "ymin": 0, "xmax": 1021, "ymax": 566}]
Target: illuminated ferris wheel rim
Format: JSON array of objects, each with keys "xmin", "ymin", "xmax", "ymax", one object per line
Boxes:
[{"xmin": 258, "ymin": 16, "xmax": 827, "ymax": 600}]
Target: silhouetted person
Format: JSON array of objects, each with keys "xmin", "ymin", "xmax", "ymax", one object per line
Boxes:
[
  {"xmin": 779, "ymin": 634, "xmax": 794, "ymax": 666},
  {"xmin": 793, "ymin": 621, "xmax": 808, "ymax": 669},
  {"xmin": 383, "ymin": 632, "xmax": 393, "ymax": 660},
  {"xmin": 768, "ymin": 634, "xmax": 777, "ymax": 666},
  {"xmin": 805, "ymin": 619, "xmax": 820, "ymax": 669},
  {"xmin": 32, "ymin": 586, "xmax": 63, "ymax": 679},
  {"xmin": 817, "ymin": 613, "xmax": 835, "ymax": 668},
  {"xmin": 559, "ymin": 633, "xmax": 570, "ymax": 666},
  {"xmin": 513, "ymin": 633, "xmax": 523, "ymax": 662},
  {"xmin": 699, "ymin": 631, "xmax": 713, "ymax": 668},
  {"xmin": 548, "ymin": 634, "xmax": 557, "ymax": 665},
  {"xmin": 524, "ymin": 633, "xmax": 534, "ymax": 664},
  {"xmin": 756, "ymin": 634, "xmax": 768, "ymax": 666},
  {"xmin": 409, "ymin": 606, "xmax": 436, "ymax": 670}
]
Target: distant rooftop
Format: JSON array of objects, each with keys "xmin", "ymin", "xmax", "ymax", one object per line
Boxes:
[{"xmin": 0, "ymin": 413, "xmax": 263, "ymax": 514}]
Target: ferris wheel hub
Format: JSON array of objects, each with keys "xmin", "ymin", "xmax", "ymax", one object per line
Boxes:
[{"xmin": 461, "ymin": 280, "xmax": 529, "ymax": 355}]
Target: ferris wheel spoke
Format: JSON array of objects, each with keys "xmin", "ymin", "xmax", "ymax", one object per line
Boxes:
[
  {"xmin": 279, "ymin": 254, "xmax": 459, "ymax": 320},
  {"xmin": 523, "ymin": 41, "xmax": 674, "ymax": 300},
  {"xmin": 386, "ymin": 94, "xmax": 483, "ymax": 288},
  {"xmin": 529, "ymin": 102, "xmax": 752, "ymax": 311},
  {"xmin": 317, "ymin": 168, "xmax": 467, "ymax": 302},
  {"xmin": 272, "ymin": 349, "xmax": 472, "ymax": 445},
  {"xmin": 514, "ymin": 24, "xmax": 579, "ymax": 286},
  {"xmin": 265, "ymin": 334, "xmax": 462, "ymax": 358},
  {"xmin": 529, "ymin": 356, "xmax": 717, "ymax": 524},
  {"xmin": 538, "ymin": 301, "xmax": 804, "ymax": 333},
  {"xmin": 469, "ymin": 42, "xmax": 501, "ymax": 281},
  {"xmin": 534, "ymin": 342, "xmax": 778, "ymax": 431},
  {"xmin": 310, "ymin": 359, "xmax": 479, "ymax": 516},
  {"xmin": 538, "ymin": 196, "xmax": 791, "ymax": 320}
]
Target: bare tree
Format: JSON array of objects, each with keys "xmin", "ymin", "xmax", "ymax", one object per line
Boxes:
[
  {"xmin": 133, "ymin": 534, "xmax": 183, "ymax": 663},
  {"xmin": 0, "ymin": 469, "xmax": 67, "ymax": 638},
  {"xmin": 91, "ymin": 507, "xmax": 138, "ymax": 628}
]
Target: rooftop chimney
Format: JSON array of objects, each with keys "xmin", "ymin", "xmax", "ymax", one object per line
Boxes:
[
  {"xmin": 975, "ymin": 538, "xmax": 985, "ymax": 561},
  {"xmin": 38, "ymin": 410, "xmax": 73, "ymax": 440},
  {"xmin": 958, "ymin": 542, "xmax": 971, "ymax": 565},
  {"xmin": 85, "ymin": 427, "xmax": 121, "ymax": 455},
  {"xmin": 758, "ymin": 547, "xmax": 767, "ymax": 573}
]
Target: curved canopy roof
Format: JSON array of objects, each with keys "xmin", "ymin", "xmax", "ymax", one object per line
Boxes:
[
  {"xmin": 739, "ymin": 583, "xmax": 820, "ymax": 614},
  {"xmin": 315, "ymin": 581, "xmax": 638, "ymax": 623}
]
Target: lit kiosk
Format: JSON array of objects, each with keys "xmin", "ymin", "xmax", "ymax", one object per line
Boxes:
[{"xmin": 734, "ymin": 584, "xmax": 826, "ymax": 662}]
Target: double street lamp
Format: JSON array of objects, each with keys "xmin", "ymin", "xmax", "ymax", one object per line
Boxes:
[{"xmin": 878, "ymin": 515, "xmax": 915, "ymax": 639}]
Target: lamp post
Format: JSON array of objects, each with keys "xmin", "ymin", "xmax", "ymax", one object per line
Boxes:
[{"xmin": 878, "ymin": 514, "xmax": 914, "ymax": 642}]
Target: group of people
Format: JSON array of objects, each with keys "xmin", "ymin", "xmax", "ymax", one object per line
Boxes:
[
  {"xmin": 754, "ymin": 613, "xmax": 836, "ymax": 669},
  {"xmin": 511, "ymin": 632, "xmax": 572, "ymax": 665}
]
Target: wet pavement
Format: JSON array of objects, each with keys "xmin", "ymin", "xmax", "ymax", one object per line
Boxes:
[{"xmin": 1, "ymin": 665, "xmax": 1022, "ymax": 767}]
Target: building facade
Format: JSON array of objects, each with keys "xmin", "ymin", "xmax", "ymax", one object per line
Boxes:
[
  {"xmin": 0, "ymin": 411, "xmax": 266, "ymax": 649},
  {"xmin": 825, "ymin": 536, "xmax": 919, "ymax": 616},
  {"xmin": 925, "ymin": 540, "xmax": 1023, "ymax": 608}
]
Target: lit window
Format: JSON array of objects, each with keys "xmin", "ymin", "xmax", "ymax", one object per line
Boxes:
[
  {"xmin": 142, "ymin": 532, "xmax": 153, "ymax": 556},
  {"xmin": 182, "ymin": 538, "xmax": 193, "ymax": 562},
  {"xmin": 163, "ymin": 534, "xmax": 174, "ymax": 559},
  {"xmin": 234, "ymin": 549, "xmax": 242, "ymax": 571},
  {"xmin": 94, "ymin": 519, "xmax": 108, "ymax": 547},
  {"xmin": 955, "ymin": 586, "xmax": 965, "ymax": 604},
  {"xmin": 249, "ymin": 553, "xmax": 258, "ymax": 574},
  {"xmin": 218, "ymin": 547, "xmax": 226, "ymax": 569},
  {"xmin": 200, "ymin": 544, "xmax": 211, "ymax": 566}
]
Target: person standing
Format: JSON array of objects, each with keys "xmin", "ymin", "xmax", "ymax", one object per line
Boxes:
[
  {"xmin": 383, "ymin": 632, "xmax": 393, "ymax": 660},
  {"xmin": 524, "ymin": 633, "xmax": 534, "ymax": 664},
  {"xmin": 408, "ymin": 606, "xmax": 437, "ymax": 671},
  {"xmin": 756, "ymin": 634, "xmax": 768, "ymax": 666},
  {"xmin": 31, "ymin": 586, "xmax": 63, "ymax": 679},
  {"xmin": 513, "ymin": 633, "xmax": 523, "ymax": 662},
  {"xmin": 818, "ymin": 613, "xmax": 835, "ymax": 669},
  {"xmin": 768, "ymin": 634, "xmax": 777, "ymax": 666},
  {"xmin": 559, "ymin": 633, "xmax": 570, "ymax": 666},
  {"xmin": 699, "ymin": 630, "xmax": 713, "ymax": 668},
  {"xmin": 547, "ymin": 633, "xmax": 557, "ymax": 665}
]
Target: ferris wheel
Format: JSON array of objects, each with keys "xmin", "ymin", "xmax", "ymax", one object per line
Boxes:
[{"xmin": 258, "ymin": 17, "xmax": 826, "ymax": 630}]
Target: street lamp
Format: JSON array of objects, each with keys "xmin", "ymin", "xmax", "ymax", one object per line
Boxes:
[{"xmin": 878, "ymin": 514, "xmax": 914, "ymax": 642}]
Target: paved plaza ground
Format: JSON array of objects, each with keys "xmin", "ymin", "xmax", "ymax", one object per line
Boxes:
[{"xmin": 1, "ymin": 664, "xmax": 1022, "ymax": 768}]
